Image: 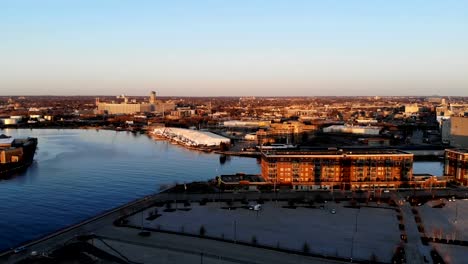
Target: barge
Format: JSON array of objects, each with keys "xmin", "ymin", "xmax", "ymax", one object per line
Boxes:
[{"xmin": 0, "ymin": 135, "xmax": 38, "ymax": 176}]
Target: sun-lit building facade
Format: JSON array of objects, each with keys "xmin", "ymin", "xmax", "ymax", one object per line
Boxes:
[
  {"xmin": 261, "ymin": 149, "xmax": 414, "ymax": 190},
  {"xmin": 444, "ymin": 149, "xmax": 468, "ymax": 186}
]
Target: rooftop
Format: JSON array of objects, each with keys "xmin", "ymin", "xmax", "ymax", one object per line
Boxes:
[
  {"xmin": 446, "ymin": 148, "xmax": 468, "ymax": 154},
  {"xmin": 0, "ymin": 137, "xmax": 14, "ymax": 147},
  {"xmin": 262, "ymin": 148, "xmax": 412, "ymax": 157}
]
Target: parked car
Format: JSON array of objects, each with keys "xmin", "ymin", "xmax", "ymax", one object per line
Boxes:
[
  {"xmin": 249, "ymin": 204, "xmax": 262, "ymax": 211},
  {"xmin": 13, "ymin": 246, "xmax": 27, "ymax": 254},
  {"xmin": 330, "ymin": 208, "xmax": 336, "ymax": 214}
]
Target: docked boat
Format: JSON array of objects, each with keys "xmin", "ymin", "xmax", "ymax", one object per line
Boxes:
[{"xmin": 0, "ymin": 135, "xmax": 38, "ymax": 176}]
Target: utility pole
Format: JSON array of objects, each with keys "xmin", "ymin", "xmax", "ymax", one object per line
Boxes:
[
  {"xmin": 140, "ymin": 210, "xmax": 144, "ymax": 230},
  {"xmin": 350, "ymin": 208, "xmax": 360, "ymax": 262},
  {"xmin": 454, "ymin": 202, "xmax": 458, "ymax": 223},
  {"xmin": 233, "ymin": 220, "xmax": 237, "ymax": 243}
]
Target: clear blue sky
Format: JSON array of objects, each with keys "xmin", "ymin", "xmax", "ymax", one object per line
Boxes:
[{"xmin": 1, "ymin": 0, "xmax": 467, "ymax": 96}]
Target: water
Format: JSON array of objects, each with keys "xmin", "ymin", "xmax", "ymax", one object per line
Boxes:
[
  {"xmin": 413, "ymin": 161, "xmax": 444, "ymax": 175},
  {"xmin": 0, "ymin": 129, "xmax": 443, "ymax": 251},
  {"xmin": 0, "ymin": 129, "xmax": 260, "ymax": 251}
]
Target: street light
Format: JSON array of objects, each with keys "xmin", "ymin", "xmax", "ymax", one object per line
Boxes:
[
  {"xmin": 233, "ymin": 220, "xmax": 237, "ymax": 243},
  {"xmin": 273, "ymin": 174, "xmax": 278, "ymax": 203},
  {"xmin": 350, "ymin": 208, "xmax": 360, "ymax": 262},
  {"xmin": 454, "ymin": 201, "xmax": 458, "ymax": 224}
]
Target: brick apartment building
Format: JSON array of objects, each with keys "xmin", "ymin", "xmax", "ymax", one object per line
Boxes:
[
  {"xmin": 260, "ymin": 149, "xmax": 415, "ymax": 190},
  {"xmin": 444, "ymin": 149, "xmax": 468, "ymax": 186}
]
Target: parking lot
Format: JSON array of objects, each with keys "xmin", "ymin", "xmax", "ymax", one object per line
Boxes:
[
  {"xmin": 127, "ymin": 201, "xmax": 400, "ymax": 262},
  {"xmin": 419, "ymin": 199, "xmax": 468, "ymax": 241}
]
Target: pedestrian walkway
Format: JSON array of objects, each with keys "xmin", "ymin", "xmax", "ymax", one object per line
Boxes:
[{"xmin": 399, "ymin": 197, "xmax": 432, "ymax": 264}]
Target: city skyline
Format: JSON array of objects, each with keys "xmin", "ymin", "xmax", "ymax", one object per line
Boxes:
[{"xmin": 1, "ymin": 0, "xmax": 468, "ymax": 96}]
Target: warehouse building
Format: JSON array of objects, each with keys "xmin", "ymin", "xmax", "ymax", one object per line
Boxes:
[
  {"xmin": 152, "ymin": 127, "xmax": 230, "ymax": 147},
  {"xmin": 322, "ymin": 125, "xmax": 381, "ymax": 135}
]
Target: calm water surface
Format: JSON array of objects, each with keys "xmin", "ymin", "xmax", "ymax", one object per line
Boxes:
[
  {"xmin": 0, "ymin": 129, "xmax": 260, "ymax": 251},
  {"xmin": 0, "ymin": 129, "xmax": 443, "ymax": 251}
]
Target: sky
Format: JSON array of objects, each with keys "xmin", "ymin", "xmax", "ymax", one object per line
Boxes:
[{"xmin": 1, "ymin": 0, "xmax": 467, "ymax": 96}]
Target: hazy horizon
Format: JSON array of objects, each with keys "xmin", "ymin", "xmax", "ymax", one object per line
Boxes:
[
  {"xmin": 1, "ymin": 1, "xmax": 467, "ymax": 96},
  {"xmin": 2, "ymin": 94, "xmax": 467, "ymax": 98}
]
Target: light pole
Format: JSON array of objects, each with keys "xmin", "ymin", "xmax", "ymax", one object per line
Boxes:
[
  {"xmin": 140, "ymin": 210, "xmax": 144, "ymax": 231},
  {"xmin": 454, "ymin": 201, "xmax": 458, "ymax": 224},
  {"xmin": 350, "ymin": 208, "xmax": 359, "ymax": 262},
  {"xmin": 331, "ymin": 183, "xmax": 335, "ymax": 202},
  {"xmin": 273, "ymin": 175, "xmax": 278, "ymax": 203},
  {"xmin": 233, "ymin": 220, "xmax": 237, "ymax": 243}
]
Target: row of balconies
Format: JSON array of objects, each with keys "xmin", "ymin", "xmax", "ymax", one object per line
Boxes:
[{"xmin": 285, "ymin": 177, "xmax": 411, "ymax": 183}]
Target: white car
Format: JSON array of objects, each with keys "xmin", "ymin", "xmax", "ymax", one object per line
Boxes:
[
  {"xmin": 249, "ymin": 204, "xmax": 262, "ymax": 211},
  {"xmin": 13, "ymin": 246, "xmax": 27, "ymax": 254},
  {"xmin": 330, "ymin": 209, "xmax": 336, "ymax": 214}
]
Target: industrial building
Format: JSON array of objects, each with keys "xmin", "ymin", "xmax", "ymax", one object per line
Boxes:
[
  {"xmin": 260, "ymin": 149, "xmax": 416, "ymax": 190},
  {"xmin": 222, "ymin": 120, "xmax": 271, "ymax": 128},
  {"xmin": 96, "ymin": 101, "xmax": 153, "ymax": 114},
  {"xmin": 444, "ymin": 149, "xmax": 468, "ymax": 186},
  {"xmin": 0, "ymin": 116, "xmax": 24, "ymax": 125},
  {"xmin": 322, "ymin": 125, "xmax": 381, "ymax": 135},
  {"xmin": 255, "ymin": 121, "xmax": 317, "ymax": 145},
  {"xmin": 96, "ymin": 91, "xmax": 175, "ymax": 115}
]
